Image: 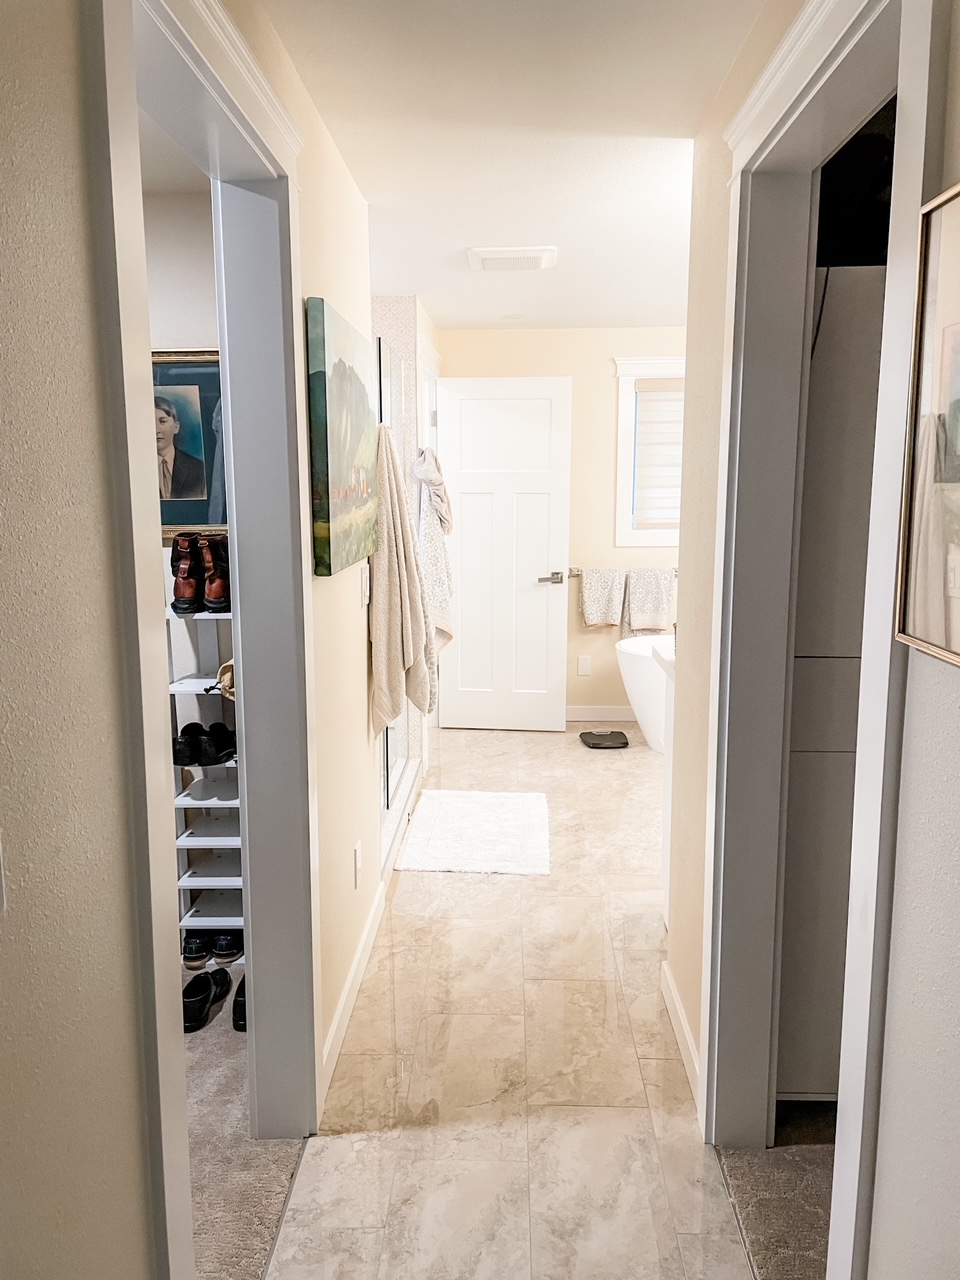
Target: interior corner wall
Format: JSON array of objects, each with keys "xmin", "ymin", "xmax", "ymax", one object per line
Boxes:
[
  {"xmin": 868, "ymin": 10, "xmax": 960, "ymax": 1270},
  {"xmin": 222, "ymin": 0, "xmax": 382, "ymax": 1056},
  {"xmin": 0, "ymin": 3, "xmax": 155, "ymax": 1275},
  {"xmin": 666, "ymin": 0, "xmax": 807, "ymax": 1065},
  {"xmin": 434, "ymin": 327, "xmax": 686, "ymax": 712},
  {"xmin": 142, "ymin": 191, "xmax": 219, "ymax": 349}
]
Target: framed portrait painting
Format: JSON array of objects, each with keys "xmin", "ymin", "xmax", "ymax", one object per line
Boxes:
[
  {"xmin": 152, "ymin": 351, "xmax": 226, "ymax": 534},
  {"xmin": 898, "ymin": 182, "xmax": 960, "ymax": 664},
  {"xmin": 305, "ymin": 299, "xmax": 379, "ymax": 576}
]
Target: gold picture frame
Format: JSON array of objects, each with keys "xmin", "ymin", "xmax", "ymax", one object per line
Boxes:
[{"xmin": 896, "ymin": 180, "xmax": 960, "ymax": 667}]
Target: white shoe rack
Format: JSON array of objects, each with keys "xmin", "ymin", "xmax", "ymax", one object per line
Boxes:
[{"xmin": 167, "ymin": 582, "xmax": 244, "ymax": 970}]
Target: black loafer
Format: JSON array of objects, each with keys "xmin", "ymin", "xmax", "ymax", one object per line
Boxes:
[
  {"xmin": 181, "ymin": 931, "xmax": 211, "ymax": 970},
  {"xmin": 232, "ymin": 976, "xmax": 246, "ymax": 1032},
  {"xmin": 212, "ymin": 930, "xmax": 243, "ymax": 963},
  {"xmin": 199, "ymin": 721, "xmax": 237, "ymax": 765},
  {"xmin": 173, "ymin": 722, "xmax": 207, "ymax": 766},
  {"xmin": 182, "ymin": 968, "xmax": 232, "ymax": 1032}
]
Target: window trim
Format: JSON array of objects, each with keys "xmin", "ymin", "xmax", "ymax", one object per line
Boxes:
[{"xmin": 614, "ymin": 355, "xmax": 685, "ymax": 547}]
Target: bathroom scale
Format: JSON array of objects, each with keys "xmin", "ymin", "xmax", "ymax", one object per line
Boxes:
[{"xmin": 579, "ymin": 731, "xmax": 629, "ymax": 749}]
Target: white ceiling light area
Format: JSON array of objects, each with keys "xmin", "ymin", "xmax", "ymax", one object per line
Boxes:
[{"xmin": 255, "ymin": 0, "xmax": 770, "ymax": 327}]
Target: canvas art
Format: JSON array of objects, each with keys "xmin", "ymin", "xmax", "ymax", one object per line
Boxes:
[
  {"xmin": 153, "ymin": 351, "xmax": 225, "ymax": 532},
  {"xmin": 306, "ymin": 299, "xmax": 379, "ymax": 575}
]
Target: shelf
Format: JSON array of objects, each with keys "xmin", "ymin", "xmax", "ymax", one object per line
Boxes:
[
  {"xmin": 167, "ymin": 608, "xmax": 232, "ymax": 621},
  {"xmin": 179, "ymin": 888, "xmax": 243, "ymax": 930},
  {"xmin": 175, "ymin": 777, "xmax": 240, "ymax": 808},
  {"xmin": 169, "ymin": 674, "xmax": 222, "ymax": 695},
  {"xmin": 176, "ymin": 813, "xmax": 241, "ymax": 848},
  {"xmin": 183, "ymin": 954, "xmax": 245, "ymax": 972},
  {"xmin": 179, "ymin": 850, "xmax": 242, "ymax": 889},
  {"xmin": 175, "ymin": 757, "xmax": 237, "ymax": 769}
]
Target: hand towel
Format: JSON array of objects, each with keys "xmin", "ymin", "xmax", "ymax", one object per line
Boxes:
[
  {"xmin": 625, "ymin": 568, "xmax": 675, "ymax": 633},
  {"xmin": 371, "ymin": 425, "xmax": 437, "ymax": 734},
  {"xmin": 414, "ymin": 448, "xmax": 455, "ymax": 652},
  {"xmin": 906, "ymin": 412, "xmax": 947, "ymax": 647},
  {"xmin": 580, "ymin": 569, "xmax": 627, "ymax": 626}
]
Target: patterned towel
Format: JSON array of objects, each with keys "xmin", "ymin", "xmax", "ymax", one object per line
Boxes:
[
  {"xmin": 580, "ymin": 569, "xmax": 626, "ymax": 626},
  {"xmin": 624, "ymin": 568, "xmax": 675, "ymax": 633}
]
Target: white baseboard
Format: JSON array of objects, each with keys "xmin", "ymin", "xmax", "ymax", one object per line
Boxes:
[
  {"xmin": 316, "ymin": 878, "xmax": 386, "ymax": 1105},
  {"xmin": 661, "ymin": 960, "xmax": 700, "ymax": 1096},
  {"xmin": 566, "ymin": 705, "xmax": 635, "ymax": 721}
]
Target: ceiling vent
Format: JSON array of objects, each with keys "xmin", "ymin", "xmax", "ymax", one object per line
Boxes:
[{"xmin": 467, "ymin": 246, "xmax": 558, "ymax": 272}]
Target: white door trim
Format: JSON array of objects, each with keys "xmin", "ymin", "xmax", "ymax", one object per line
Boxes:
[{"xmin": 702, "ymin": 1, "xmax": 949, "ymax": 1278}]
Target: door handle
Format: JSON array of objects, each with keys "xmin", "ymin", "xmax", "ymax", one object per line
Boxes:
[{"xmin": 538, "ymin": 571, "xmax": 564, "ymax": 584}]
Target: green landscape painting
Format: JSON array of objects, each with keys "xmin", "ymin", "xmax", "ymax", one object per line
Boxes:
[{"xmin": 305, "ymin": 298, "xmax": 379, "ymax": 575}]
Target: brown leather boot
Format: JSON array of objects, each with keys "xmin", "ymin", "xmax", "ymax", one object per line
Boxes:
[
  {"xmin": 170, "ymin": 533, "xmax": 203, "ymax": 614},
  {"xmin": 198, "ymin": 533, "xmax": 230, "ymax": 613}
]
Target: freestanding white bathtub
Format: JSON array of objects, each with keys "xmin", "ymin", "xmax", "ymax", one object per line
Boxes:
[{"xmin": 615, "ymin": 634, "xmax": 675, "ymax": 753}]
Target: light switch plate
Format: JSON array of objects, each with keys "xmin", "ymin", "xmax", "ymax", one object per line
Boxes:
[
  {"xmin": 577, "ymin": 655, "xmax": 592, "ymax": 676},
  {"xmin": 360, "ymin": 562, "xmax": 371, "ymax": 607}
]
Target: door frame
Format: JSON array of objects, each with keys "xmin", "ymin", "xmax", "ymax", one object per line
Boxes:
[
  {"xmin": 97, "ymin": 0, "xmax": 320, "ymax": 1271},
  {"xmin": 701, "ymin": 1, "xmax": 949, "ymax": 1277}
]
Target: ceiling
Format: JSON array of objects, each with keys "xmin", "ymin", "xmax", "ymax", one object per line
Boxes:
[{"xmin": 260, "ymin": 0, "xmax": 769, "ymax": 329}]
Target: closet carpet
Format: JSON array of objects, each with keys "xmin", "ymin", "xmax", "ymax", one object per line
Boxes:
[
  {"xmin": 718, "ymin": 1143, "xmax": 834, "ymax": 1280},
  {"xmin": 184, "ymin": 963, "xmax": 302, "ymax": 1280}
]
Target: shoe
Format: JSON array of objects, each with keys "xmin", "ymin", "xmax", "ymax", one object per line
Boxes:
[
  {"xmin": 212, "ymin": 930, "xmax": 244, "ymax": 964},
  {"xmin": 182, "ymin": 931, "xmax": 211, "ymax": 969},
  {"xmin": 198, "ymin": 721, "xmax": 236, "ymax": 766},
  {"xmin": 579, "ymin": 730, "xmax": 629, "ymax": 749},
  {"xmin": 198, "ymin": 533, "xmax": 230, "ymax": 613},
  {"xmin": 170, "ymin": 533, "xmax": 204, "ymax": 615},
  {"xmin": 172, "ymin": 722, "xmax": 207, "ymax": 766},
  {"xmin": 182, "ymin": 968, "xmax": 232, "ymax": 1032},
  {"xmin": 232, "ymin": 976, "xmax": 246, "ymax": 1032}
]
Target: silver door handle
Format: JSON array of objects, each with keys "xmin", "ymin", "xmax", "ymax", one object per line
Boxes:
[{"xmin": 538, "ymin": 571, "xmax": 564, "ymax": 584}]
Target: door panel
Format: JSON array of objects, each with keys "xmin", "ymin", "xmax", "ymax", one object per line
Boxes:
[{"xmin": 438, "ymin": 377, "xmax": 572, "ymax": 731}]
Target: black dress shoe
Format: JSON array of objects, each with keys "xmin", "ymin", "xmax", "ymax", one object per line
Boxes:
[
  {"xmin": 212, "ymin": 930, "xmax": 243, "ymax": 963},
  {"xmin": 198, "ymin": 722, "xmax": 237, "ymax": 765},
  {"xmin": 232, "ymin": 976, "xmax": 246, "ymax": 1032},
  {"xmin": 173, "ymin": 722, "xmax": 206, "ymax": 766},
  {"xmin": 182, "ymin": 968, "xmax": 233, "ymax": 1033},
  {"xmin": 181, "ymin": 931, "xmax": 211, "ymax": 970}
]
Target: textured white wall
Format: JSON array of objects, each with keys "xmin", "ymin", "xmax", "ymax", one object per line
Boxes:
[{"xmin": 0, "ymin": 2, "xmax": 156, "ymax": 1275}]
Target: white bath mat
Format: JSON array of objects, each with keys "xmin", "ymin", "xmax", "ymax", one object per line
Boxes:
[{"xmin": 397, "ymin": 789, "xmax": 550, "ymax": 875}]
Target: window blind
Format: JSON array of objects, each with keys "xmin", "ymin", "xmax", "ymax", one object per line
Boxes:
[{"xmin": 632, "ymin": 382, "xmax": 684, "ymax": 531}]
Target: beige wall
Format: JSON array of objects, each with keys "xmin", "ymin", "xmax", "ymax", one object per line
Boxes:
[
  {"xmin": 868, "ymin": 8, "xmax": 960, "ymax": 1272},
  {"xmin": 436, "ymin": 327, "xmax": 686, "ymax": 710},
  {"xmin": 0, "ymin": 3, "xmax": 156, "ymax": 1275},
  {"xmin": 666, "ymin": 0, "xmax": 808, "ymax": 1055},
  {"xmin": 143, "ymin": 192, "xmax": 219, "ymax": 350},
  {"xmin": 224, "ymin": 0, "xmax": 383, "ymax": 1050}
]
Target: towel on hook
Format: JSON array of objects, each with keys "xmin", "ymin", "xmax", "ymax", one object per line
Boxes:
[
  {"xmin": 414, "ymin": 449, "xmax": 454, "ymax": 652},
  {"xmin": 580, "ymin": 569, "xmax": 627, "ymax": 626},
  {"xmin": 624, "ymin": 568, "xmax": 675, "ymax": 634},
  {"xmin": 370, "ymin": 425, "xmax": 437, "ymax": 734}
]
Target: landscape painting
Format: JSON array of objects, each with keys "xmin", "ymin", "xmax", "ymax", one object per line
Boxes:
[{"xmin": 305, "ymin": 298, "xmax": 379, "ymax": 575}]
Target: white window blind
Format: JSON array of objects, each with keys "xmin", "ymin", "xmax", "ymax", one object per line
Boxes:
[{"xmin": 632, "ymin": 382, "xmax": 683, "ymax": 531}]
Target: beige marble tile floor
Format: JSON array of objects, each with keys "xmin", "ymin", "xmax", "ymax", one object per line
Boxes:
[{"xmin": 266, "ymin": 725, "xmax": 751, "ymax": 1280}]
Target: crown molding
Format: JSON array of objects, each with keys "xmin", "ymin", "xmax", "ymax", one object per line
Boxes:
[
  {"xmin": 189, "ymin": 0, "xmax": 304, "ymax": 159},
  {"xmin": 723, "ymin": 0, "xmax": 888, "ymax": 169},
  {"xmin": 614, "ymin": 356, "xmax": 685, "ymax": 380}
]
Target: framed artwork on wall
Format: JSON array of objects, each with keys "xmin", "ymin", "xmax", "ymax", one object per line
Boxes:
[
  {"xmin": 152, "ymin": 351, "xmax": 226, "ymax": 535},
  {"xmin": 897, "ymin": 182, "xmax": 960, "ymax": 665},
  {"xmin": 305, "ymin": 298, "xmax": 379, "ymax": 576}
]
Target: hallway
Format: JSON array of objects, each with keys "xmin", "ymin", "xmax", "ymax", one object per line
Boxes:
[{"xmin": 267, "ymin": 727, "xmax": 751, "ymax": 1279}]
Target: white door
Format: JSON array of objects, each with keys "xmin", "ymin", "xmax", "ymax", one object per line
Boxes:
[{"xmin": 437, "ymin": 377, "xmax": 572, "ymax": 731}]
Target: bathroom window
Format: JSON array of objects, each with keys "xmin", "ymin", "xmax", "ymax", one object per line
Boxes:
[{"xmin": 614, "ymin": 356, "xmax": 684, "ymax": 547}]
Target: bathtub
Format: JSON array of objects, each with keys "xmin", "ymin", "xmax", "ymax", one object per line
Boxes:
[{"xmin": 615, "ymin": 635, "xmax": 675, "ymax": 753}]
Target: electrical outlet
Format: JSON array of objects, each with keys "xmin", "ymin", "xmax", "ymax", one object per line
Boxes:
[
  {"xmin": 577, "ymin": 655, "xmax": 592, "ymax": 676},
  {"xmin": 354, "ymin": 840, "xmax": 362, "ymax": 889},
  {"xmin": 360, "ymin": 562, "xmax": 371, "ymax": 607}
]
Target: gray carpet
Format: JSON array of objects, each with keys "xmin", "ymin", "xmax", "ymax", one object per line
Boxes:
[
  {"xmin": 718, "ymin": 1143, "xmax": 834, "ymax": 1280},
  {"xmin": 184, "ymin": 965, "xmax": 303, "ymax": 1280}
]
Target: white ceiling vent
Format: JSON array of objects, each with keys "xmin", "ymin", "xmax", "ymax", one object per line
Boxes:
[{"xmin": 467, "ymin": 246, "xmax": 558, "ymax": 272}]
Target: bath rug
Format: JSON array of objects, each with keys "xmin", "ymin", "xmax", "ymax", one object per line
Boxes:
[{"xmin": 396, "ymin": 789, "xmax": 550, "ymax": 874}]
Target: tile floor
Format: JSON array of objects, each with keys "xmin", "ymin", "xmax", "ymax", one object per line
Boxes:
[{"xmin": 266, "ymin": 726, "xmax": 752, "ymax": 1280}]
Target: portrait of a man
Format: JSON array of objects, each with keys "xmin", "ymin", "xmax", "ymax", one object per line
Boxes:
[{"xmin": 155, "ymin": 390, "xmax": 207, "ymax": 501}]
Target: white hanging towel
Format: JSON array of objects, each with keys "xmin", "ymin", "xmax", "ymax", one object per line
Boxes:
[
  {"xmin": 370, "ymin": 425, "xmax": 437, "ymax": 735},
  {"xmin": 414, "ymin": 448, "xmax": 455, "ymax": 652},
  {"xmin": 580, "ymin": 569, "xmax": 627, "ymax": 626},
  {"xmin": 625, "ymin": 568, "xmax": 674, "ymax": 633},
  {"xmin": 906, "ymin": 412, "xmax": 947, "ymax": 648}
]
